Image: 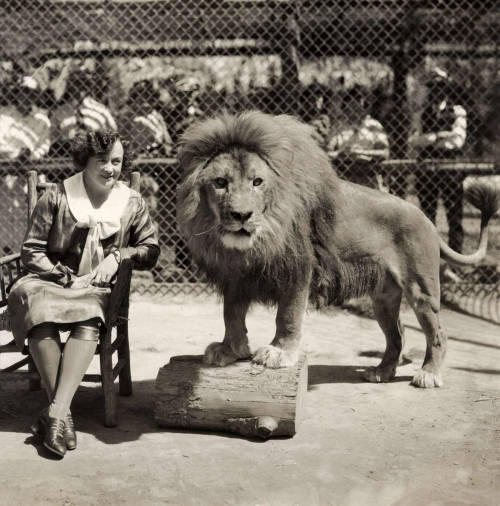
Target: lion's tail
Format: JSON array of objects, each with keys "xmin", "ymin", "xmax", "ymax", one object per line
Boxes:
[{"xmin": 440, "ymin": 181, "xmax": 500, "ymax": 266}]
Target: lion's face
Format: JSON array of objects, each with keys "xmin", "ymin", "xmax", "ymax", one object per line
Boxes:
[
  {"xmin": 200, "ymin": 151, "xmax": 271, "ymax": 251},
  {"xmin": 178, "ymin": 111, "xmax": 336, "ymax": 267}
]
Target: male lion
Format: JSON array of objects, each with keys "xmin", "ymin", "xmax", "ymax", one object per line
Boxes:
[{"xmin": 177, "ymin": 111, "xmax": 499, "ymax": 388}]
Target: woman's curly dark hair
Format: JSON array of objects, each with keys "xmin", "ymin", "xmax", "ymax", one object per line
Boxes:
[{"xmin": 71, "ymin": 129, "xmax": 134, "ymax": 178}]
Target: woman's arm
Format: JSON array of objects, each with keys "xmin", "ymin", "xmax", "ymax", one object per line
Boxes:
[
  {"xmin": 21, "ymin": 187, "xmax": 74, "ymax": 285},
  {"xmin": 120, "ymin": 194, "xmax": 160, "ymax": 270}
]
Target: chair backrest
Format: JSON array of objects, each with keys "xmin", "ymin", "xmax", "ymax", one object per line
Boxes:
[{"xmin": 26, "ymin": 170, "xmax": 141, "ymax": 227}]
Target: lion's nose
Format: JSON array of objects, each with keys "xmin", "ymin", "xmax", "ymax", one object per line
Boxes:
[{"xmin": 231, "ymin": 211, "xmax": 253, "ymax": 223}]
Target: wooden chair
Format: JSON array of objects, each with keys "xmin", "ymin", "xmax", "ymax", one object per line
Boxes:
[{"xmin": 0, "ymin": 169, "xmax": 140, "ymax": 427}]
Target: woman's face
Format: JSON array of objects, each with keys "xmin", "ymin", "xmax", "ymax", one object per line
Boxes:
[{"xmin": 84, "ymin": 140, "xmax": 124, "ymax": 194}]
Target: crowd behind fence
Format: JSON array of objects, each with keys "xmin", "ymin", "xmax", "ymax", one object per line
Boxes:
[{"xmin": 0, "ymin": 1, "xmax": 498, "ymax": 320}]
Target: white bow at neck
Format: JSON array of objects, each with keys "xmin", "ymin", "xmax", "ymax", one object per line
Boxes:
[{"xmin": 63, "ymin": 171, "xmax": 131, "ymax": 275}]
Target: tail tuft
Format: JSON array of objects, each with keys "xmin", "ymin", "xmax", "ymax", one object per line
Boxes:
[{"xmin": 464, "ymin": 181, "xmax": 500, "ymax": 224}]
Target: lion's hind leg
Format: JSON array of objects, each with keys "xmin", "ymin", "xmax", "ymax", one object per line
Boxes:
[
  {"xmin": 364, "ymin": 277, "xmax": 405, "ymax": 383},
  {"xmin": 405, "ymin": 281, "xmax": 446, "ymax": 388}
]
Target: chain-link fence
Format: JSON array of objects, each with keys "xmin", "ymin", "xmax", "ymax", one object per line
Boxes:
[{"xmin": 0, "ymin": 1, "xmax": 498, "ymax": 319}]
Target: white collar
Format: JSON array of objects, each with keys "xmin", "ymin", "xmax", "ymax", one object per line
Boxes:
[{"xmin": 63, "ymin": 171, "xmax": 130, "ymax": 238}]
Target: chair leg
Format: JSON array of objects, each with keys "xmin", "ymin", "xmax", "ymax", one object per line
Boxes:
[
  {"xmin": 99, "ymin": 328, "xmax": 117, "ymax": 427},
  {"xmin": 118, "ymin": 321, "xmax": 132, "ymax": 397},
  {"xmin": 28, "ymin": 357, "xmax": 41, "ymax": 391}
]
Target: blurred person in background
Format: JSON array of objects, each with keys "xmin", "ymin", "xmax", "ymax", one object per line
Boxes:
[
  {"xmin": 123, "ymin": 80, "xmax": 173, "ymax": 158},
  {"xmin": 301, "ymin": 81, "xmax": 336, "ymax": 151},
  {"xmin": 409, "ymin": 67, "xmax": 467, "ymax": 254},
  {"xmin": 327, "ymin": 85, "xmax": 389, "ymax": 189},
  {"xmin": 121, "ymin": 80, "xmax": 174, "ymax": 281},
  {"xmin": 49, "ymin": 68, "xmax": 117, "ymax": 158},
  {"xmin": 160, "ymin": 73, "xmax": 204, "ymax": 147},
  {"xmin": 157, "ymin": 73, "xmax": 204, "ymax": 281},
  {"xmin": 371, "ymin": 84, "xmax": 411, "ymax": 198},
  {"xmin": 0, "ymin": 75, "xmax": 51, "ymax": 162},
  {"xmin": 475, "ymin": 79, "xmax": 500, "ymax": 163},
  {"xmin": 0, "ymin": 75, "xmax": 51, "ymax": 253}
]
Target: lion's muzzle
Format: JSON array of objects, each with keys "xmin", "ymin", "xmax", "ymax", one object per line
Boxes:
[{"xmin": 220, "ymin": 218, "xmax": 258, "ymax": 250}]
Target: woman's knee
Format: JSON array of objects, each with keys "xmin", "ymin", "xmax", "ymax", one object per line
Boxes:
[{"xmin": 70, "ymin": 318, "xmax": 101, "ymax": 342}]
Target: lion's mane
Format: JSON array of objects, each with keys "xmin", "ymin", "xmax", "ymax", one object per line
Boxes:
[{"xmin": 177, "ymin": 111, "xmax": 380, "ymax": 306}]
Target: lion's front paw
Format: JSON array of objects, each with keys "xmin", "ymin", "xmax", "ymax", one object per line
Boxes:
[
  {"xmin": 204, "ymin": 342, "xmax": 240, "ymax": 366},
  {"xmin": 363, "ymin": 365, "xmax": 396, "ymax": 383},
  {"xmin": 252, "ymin": 345, "xmax": 298, "ymax": 368},
  {"xmin": 230, "ymin": 340, "xmax": 252, "ymax": 361},
  {"xmin": 411, "ymin": 369, "xmax": 443, "ymax": 388}
]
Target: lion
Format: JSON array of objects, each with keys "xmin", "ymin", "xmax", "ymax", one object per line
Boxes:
[{"xmin": 176, "ymin": 111, "xmax": 499, "ymax": 388}]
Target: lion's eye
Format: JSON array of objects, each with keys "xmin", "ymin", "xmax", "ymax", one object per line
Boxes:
[
  {"xmin": 253, "ymin": 178, "xmax": 263, "ymax": 187},
  {"xmin": 214, "ymin": 177, "xmax": 228, "ymax": 189}
]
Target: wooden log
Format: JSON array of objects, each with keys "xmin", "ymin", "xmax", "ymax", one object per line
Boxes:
[{"xmin": 154, "ymin": 353, "xmax": 308, "ymax": 439}]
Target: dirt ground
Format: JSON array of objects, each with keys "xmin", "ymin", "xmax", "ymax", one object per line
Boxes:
[{"xmin": 1, "ymin": 293, "xmax": 499, "ymax": 506}]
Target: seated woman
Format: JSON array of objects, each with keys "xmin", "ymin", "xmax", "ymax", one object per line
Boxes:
[{"xmin": 8, "ymin": 129, "xmax": 160, "ymax": 458}]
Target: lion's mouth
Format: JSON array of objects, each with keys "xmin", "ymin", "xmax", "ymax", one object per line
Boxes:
[
  {"xmin": 220, "ymin": 227, "xmax": 256, "ymax": 250},
  {"xmin": 221, "ymin": 226, "xmax": 254, "ymax": 237},
  {"xmin": 231, "ymin": 228, "xmax": 252, "ymax": 237}
]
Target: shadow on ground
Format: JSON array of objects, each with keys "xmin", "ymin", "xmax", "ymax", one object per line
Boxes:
[
  {"xmin": 0, "ymin": 380, "xmax": 158, "ymax": 447},
  {"xmin": 452, "ymin": 366, "xmax": 500, "ymax": 375},
  {"xmin": 3, "ymin": 342, "xmax": 493, "ymax": 459},
  {"xmin": 1, "ymin": 373, "xmax": 299, "ymax": 458},
  {"xmin": 1, "ymin": 355, "xmax": 405, "ymax": 450},
  {"xmin": 307, "ymin": 364, "xmax": 414, "ymax": 389},
  {"xmin": 404, "ymin": 323, "xmax": 500, "ymax": 350}
]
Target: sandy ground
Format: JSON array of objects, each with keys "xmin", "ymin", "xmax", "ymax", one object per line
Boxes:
[{"xmin": 0, "ymin": 293, "xmax": 499, "ymax": 506}]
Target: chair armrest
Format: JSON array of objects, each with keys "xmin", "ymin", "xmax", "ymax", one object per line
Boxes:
[
  {"xmin": 105, "ymin": 251, "xmax": 133, "ymax": 328},
  {"xmin": 0, "ymin": 252, "xmax": 21, "ymax": 266}
]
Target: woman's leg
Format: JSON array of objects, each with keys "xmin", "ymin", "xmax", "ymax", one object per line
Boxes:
[
  {"xmin": 48, "ymin": 318, "xmax": 100, "ymax": 419},
  {"xmin": 28, "ymin": 323, "xmax": 62, "ymax": 402}
]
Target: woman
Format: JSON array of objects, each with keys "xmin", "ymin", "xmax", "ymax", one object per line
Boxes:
[
  {"xmin": 327, "ymin": 85, "xmax": 390, "ymax": 190},
  {"xmin": 8, "ymin": 129, "xmax": 160, "ymax": 457}
]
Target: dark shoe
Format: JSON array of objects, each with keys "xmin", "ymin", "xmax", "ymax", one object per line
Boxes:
[
  {"xmin": 64, "ymin": 413, "xmax": 77, "ymax": 450},
  {"xmin": 42, "ymin": 416, "xmax": 67, "ymax": 457},
  {"xmin": 30, "ymin": 408, "xmax": 48, "ymax": 438}
]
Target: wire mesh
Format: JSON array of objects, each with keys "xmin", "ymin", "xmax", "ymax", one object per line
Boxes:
[{"xmin": 0, "ymin": 1, "xmax": 498, "ymax": 319}]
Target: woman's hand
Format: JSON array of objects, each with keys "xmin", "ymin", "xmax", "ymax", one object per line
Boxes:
[
  {"xmin": 89, "ymin": 254, "xmax": 120, "ymax": 287},
  {"xmin": 69, "ymin": 273, "xmax": 94, "ymax": 289}
]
